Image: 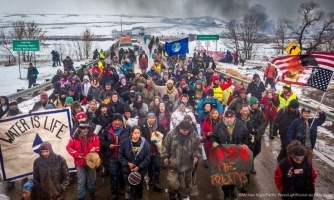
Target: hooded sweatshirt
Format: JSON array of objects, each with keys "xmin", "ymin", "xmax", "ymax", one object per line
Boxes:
[
  {"xmin": 82, "ymin": 75, "xmax": 91, "ymax": 96},
  {"xmin": 33, "ymin": 141, "xmax": 70, "ymax": 198}
]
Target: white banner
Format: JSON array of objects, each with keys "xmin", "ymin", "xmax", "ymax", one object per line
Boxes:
[{"xmin": 0, "ymin": 108, "xmax": 74, "ymax": 181}]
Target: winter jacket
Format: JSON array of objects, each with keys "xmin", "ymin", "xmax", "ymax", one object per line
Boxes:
[
  {"xmin": 287, "ymin": 112, "xmax": 326, "ymax": 149},
  {"xmin": 82, "ymin": 75, "xmax": 91, "ymax": 97},
  {"xmin": 103, "ymin": 71, "xmax": 119, "ymax": 89},
  {"xmin": 107, "ymin": 101, "xmax": 125, "ymax": 117},
  {"xmin": 0, "ymin": 96, "xmax": 9, "ymax": 118},
  {"xmin": 52, "ymin": 74, "xmax": 61, "ymax": 85},
  {"xmin": 188, "ymin": 89, "xmax": 207, "ymax": 115},
  {"xmin": 118, "ymin": 137, "xmax": 151, "ymax": 176},
  {"xmin": 88, "ymin": 84, "xmax": 103, "ymax": 101},
  {"xmin": 66, "ymin": 130, "xmax": 100, "ymax": 167},
  {"xmin": 31, "ymin": 101, "xmax": 56, "ymax": 112},
  {"xmin": 161, "ymin": 127, "xmax": 202, "ymax": 172},
  {"xmin": 274, "ymin": 157, "xmax": 316, "ymax": 199},
  {"xmin": 33, "ymin": 142, "xmax": 70, "ymax": 198},
  {"xmin": 247, "ymin": 81, "xmax": 266, "ymax": 102},
  {"xmin": 197, "ymin": 96, "xmax": 223, "ymax": 115},
  {"xmin": 115, "ymin": 80, "xmax": 133, "ymax": 95},
  {"xmin": 278, "ymin": 91, "xmax": 298, "ymax": 111},
  {"xmin": 202, "ymin": 118, "xmax": 220, "ymax": 149},
  {"xmin": 249, "ymin": 107, "xmax": 268, "ymax": 135},
  {"xmin": 100, "ymin": 124, "xmax": 131, "ymax": 161},
  {"xmin": 273, "ymin": 106, "xmax": 300, "ymax": 140},
  {"xmin": 236, "ymin": 113, "xmax": 259, "ymax": 138},
  {"xmin": 259, "ymin": 95, "xmax": 278, "ymax": 120},
  {"xmin": 170, "ymin": 108, "xmax": 197, "ymax": 130},
  {"xmin": 62, "ymin": 59, "xmax": 74, "ymax": 70},
  {"xmin": 136, "ymin": 83, "xmax": 159, "ymax": 105},
  {"xmin": 66, "ymin": 82, "xmax": 83, "ymax": 95},
  {"xmin": 139, "ymin": 57, "xmax": 148, "ymax": 69},
  {"xmin": 141, "ymin": 120, "xmax": 167, "ymax": 155},
  {"xmin": 228, "ymin": 97, "xmax": 249, "ymax": 114},
  {"xmin": 157, "ymin": 112, "xmax": 171, "ymax": 133},
  {"xmin": 151, "ymin": 81, "xmax": 179, "ymax": 106},
  {"xmin": 130, "ymin": 102, "xmax": 148, "ymax": 126},
  {"xmin": 120, "ymin": 61, "xmax": 132, "ymax": 74},
  {"xmin": 264, "ymin": 66, "xmax": 277, "ymax": 79},
  {"xmin": 98, "ymin": 89, "xmax": 116, "ymax": 103},
  {"xmin": 197, "ymin": 111, "xmax": 209, "ymax": 126},
  {"xmin": 27, "ymin": 67, "xmax": 39, "ymax": 80},
  {"xmin": 211, "ymin": 119, "xmax": 251, "ymax": 145}
]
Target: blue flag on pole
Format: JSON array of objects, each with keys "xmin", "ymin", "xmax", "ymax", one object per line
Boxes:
[{"xmin": 165, "ymin": 38, "xmax": 189, "ymax": 56}]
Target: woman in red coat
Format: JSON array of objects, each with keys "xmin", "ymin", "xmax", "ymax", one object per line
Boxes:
[
  {"xmin": 202, "ymin": 108, "xmax": 222, "ymax": 167},
  {"xmin": 139, "ymin": 54, "xmax": 148, "ymax": 71},
  {"xmin": 259, "ymin": 89, "xmax": 278, "ymax": 139}
]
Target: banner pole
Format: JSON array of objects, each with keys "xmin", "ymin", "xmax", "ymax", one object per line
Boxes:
[{"xmin": 310, "ymin": 72, "xmax": 333, "ymax": 127}]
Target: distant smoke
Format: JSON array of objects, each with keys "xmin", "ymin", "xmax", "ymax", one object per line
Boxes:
[{"xmin": 107, "ymin": 0, "xmax": 269, "ymax": 26}]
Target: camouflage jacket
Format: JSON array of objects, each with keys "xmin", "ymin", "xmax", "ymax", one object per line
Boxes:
[{"xmin": 161, "ymin": 126, "xmax": 202, "ymax": 172}]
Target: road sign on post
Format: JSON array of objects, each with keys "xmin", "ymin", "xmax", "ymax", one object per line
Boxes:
[
  {"xmin": 196, "ymin": 35, "xmax": 219, "ymax": 41},
  {"xmin": 196, "ymin": 41, "xmax": 202, "ymax": 49},
  {"xmin": 12, "ymin": 40, "xmax": 40, "ymax": 51},
  {"xmin": 205, "ymin": 41, "xmax": 211, "ymax": 47},
  {"xmin": 285, "ymin": 41, "xmax": 301, "ymax": 55}
]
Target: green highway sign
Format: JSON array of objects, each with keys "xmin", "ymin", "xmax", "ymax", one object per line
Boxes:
[
  {"xmin": 196, "ymin": 35, "xmax": 219, "ymax": 40},
  {"xmin": 12, "ymin": 40, "xmax": 40, "ymax": 51}
]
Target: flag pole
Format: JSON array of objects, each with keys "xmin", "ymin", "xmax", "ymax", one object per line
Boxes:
[{"xmin": 310, "ymin": 72, "xmax": 333, "ymax": 127}]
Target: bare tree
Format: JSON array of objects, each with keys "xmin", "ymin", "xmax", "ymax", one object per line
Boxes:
[
  {"xmin": 223, "ymin": 20, "xmax": 240, "ymax": 51},
  {"xmin": 71, "ymin": 39, "xmax": 83, "ymax": 61},
  {"xmin": 271, "ymin": 18, "xmax": 289, "ymax": 54},
  {"xmin": 81, "ymin": 28, "xmax": 94, "ymax": 59},
  {"xmin": 0, "ymin": 27, "xmax": 16, "ymax": 61},
  {"xmin": 239, "ymin": 15, "xmax": 266, "ymax": 59},
  {"xmin": 287, "ymin": 1, "xmax": 334, "ymax": 52},
  {"xmin": 9, "ymin": 20, "xmax": 46, "ymax": 62}
]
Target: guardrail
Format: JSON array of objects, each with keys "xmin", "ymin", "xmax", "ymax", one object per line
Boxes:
[
  {"xmin": 7, "ymin": 39, "xmax": 120, "ymax": 103},
  {"xmin": 213, "ymin": 69, "xmax": 334, "ymax": 122}
]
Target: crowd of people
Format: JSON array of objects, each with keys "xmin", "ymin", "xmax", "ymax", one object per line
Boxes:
[{"xmin": 0, "ymin": 36, "xmax": 327, "ymax": 200}]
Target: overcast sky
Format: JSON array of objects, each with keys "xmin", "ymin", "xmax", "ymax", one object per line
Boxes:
[{"xmin": 1, "ymin": 0, "xmax": 333, "ymax": 21}]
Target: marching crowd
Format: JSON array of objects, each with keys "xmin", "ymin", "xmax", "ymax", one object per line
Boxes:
[{"xmin": 0, "ymin": 37, "xmax": 327, "ymax": 200}]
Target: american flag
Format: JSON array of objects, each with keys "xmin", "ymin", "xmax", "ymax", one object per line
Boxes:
[{"xmin": 272, "ymin": 53, "xmax": 334, "ymax": 90}]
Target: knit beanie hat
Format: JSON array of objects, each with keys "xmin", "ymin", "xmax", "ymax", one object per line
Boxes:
[
  {"xmin": 112, "ymin": 113, "xmax": 123, "ymax": 122},
  {"xmin": 23, "ymin": 180, "xmax": 34, "ymax": 192},
  {"xmin": 76, "ymin": 112, "xmax": 87, "ymax": 120},
  {"xmin": 253, "ymin": 73, "xmax": 260, "ymax": 80},
  {"xmin": 249, "ymin": 97, "xmax": 259, "ymax": 106},
  {"xmin": 159, "ymin": 103, "xmax": 165, "ymax": 108},
  {"xmin": 288, "ymin": 99, "xmax": 299, "ymax": 109},
  {"xmin": 40, "ymin": 92, "xmax": 48, "ymax": 99},
  {"xmin": 147, "ymin": 112, "xmax": 156, "ymax": 118},
  {"xmin": 65, "ymin": 97, "xmax": 73, "ymax": 103},
  {"xmin": 207, "ymin": 89, "xmax": 214, "ymax": 96}
]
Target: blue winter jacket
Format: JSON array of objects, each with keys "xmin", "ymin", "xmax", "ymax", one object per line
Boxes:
[
  {"xmin": 197, "ymin": 97, "xmax": 223, "ymax": 115},
  {"xmin": 118, "ymin": 137, "xmax": 150, "ymax": 176},
  {"xmin": 287, "ymin": 112, "xmax": 326, "ymax": 149},
  {"xmin": 120, "ymin": 61, "xmax": 132, "ymax": 74}
]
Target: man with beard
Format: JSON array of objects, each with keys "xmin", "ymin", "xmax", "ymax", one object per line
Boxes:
[
  {"xmin": 33, "ymin": 142, "xmax": 70, "ymax": 199},
  {"xmin": 130, "ymin": 92, "xmax": 148, "ymax": 126},
  {"xmin": 141, "ymin": 112, "xmax": 166, "ymax": 192},
  {"xmin": 277, "ymin": 84, "xmax": 298, "ymax": 111},
  {"xmin": 101, "ymin": 113, "xmax": 131, "ymax": 200},
  {"xmin": 247, "ymin": 74, "xmax": 266, "ymax": 102},
  {"xmin": 31, "ymin": 92, "xmax": 56, "ymax": 112}
]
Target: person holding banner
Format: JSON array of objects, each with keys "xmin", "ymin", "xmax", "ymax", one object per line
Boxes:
[
  {"xmin": 66, "ymin": 122, "xmax": 100, "ymax": 200},
  {"xmin": 211, "ymin": 109, "xmax": 251, "ymax": 199},
  {"xmin": 33, "ymin": 142, "xmax": 70, "ymax": 200},
  {"xmin": 161, "ymin": 120, "xmax": 202, "ymax": 200}
]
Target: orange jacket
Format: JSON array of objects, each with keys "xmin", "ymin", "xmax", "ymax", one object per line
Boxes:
[{"xmin": 264, "ymin": 66, "xmax": 277, "ymax": 79}]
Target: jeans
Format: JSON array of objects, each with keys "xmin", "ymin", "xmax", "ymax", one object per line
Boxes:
[
  {"xmin": 28, "ymin": 78, "xmax": 36, "ymax": 88},
  {"xmin": 148, "ymin": 155, "xmax": 161, "ymax": 184},
  {"xmin": 109, "ymin": 160, "xmax": 125, "ymax": 194},
  {"xmin": 77, "ymin": 166, "xmax": 96, "ymax": 199}
]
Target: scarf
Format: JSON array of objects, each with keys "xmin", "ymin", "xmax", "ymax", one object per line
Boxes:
[
  {"xmin": 1, "ymin": 105, "xmax": 7, "ymax": 112},
  {"xmin": 166, "ymin": 85, "xmax": 175, "ymax": 94},
  {"xmin": 158, "ymin": 113, "xmax": 165, "ymax": 121},
  {"xmin": 113, "ymin": 125, "xmax": 123, "ymax": 136},
  {"xmin": 254, "ymin": 81, "xmax": 260, "ymax": 87}
]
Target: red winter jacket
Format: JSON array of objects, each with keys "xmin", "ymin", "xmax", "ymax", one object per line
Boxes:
[
  {"xmin": 259, "ymin": 96, "xmax": 277, "ymax": 120},
  {"xmin": 66, "ymin": 131, "xmax": 100, "ymax": 167},
  {"xmin": 264, "ymin": 66, "xmax": 277, "ymax": 79},
  {"xmin": 202, "ymin": 118, "xmax": 215, "ymax": 149}
]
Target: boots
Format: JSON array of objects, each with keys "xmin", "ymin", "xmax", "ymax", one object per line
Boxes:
[
  {"xmin": 250, "ymin": 164, "xmax": 256, "ymax": 174},
  {"xmin": 153, "ymin": 183, "xmax": 164, "ymax": 192},
  {"xmin": 89, "ymin": 192, "xmax": 95, "ymax": 200}
]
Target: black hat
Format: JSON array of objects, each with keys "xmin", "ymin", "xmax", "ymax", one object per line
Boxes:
[
  {"xmin": 112, "ymin": 113, "xmax": 123, "ymax": 122},
  {"xmin": 301, "ymin": 107, "xmax": 311, "ymax": 113},
  {"xmin": 87, "ymin": 94, "xmax": 93, "ymax": 102},
  {"xmin": 207, "ymin": 89, "xmax": 214, "ymax": 96},
  {"xmin": 288, "ymin": 100, "xmax": 299, "ymax": 109},
  {"xmin": 202, "ymin": 101, "xmax": 211, "ymax": 108},
  {"xmin": 162, "ymin": 94, "xmax": 169, "ymax": 101},
  {"xmin": 53, "ymin": 89, "xmax": 59, "ymax": 94},
  {"xmin": 9, "ymin": 101, "xmax": 18, "ymax": 107},
  {"xmin": 224, "ymin": 109, "xmax": 235, "ymax": 117},
  {"xmin": 60, "ymin": 91, "xmax": 67, "ymax": 96},
  {"xmin": 178, "ymin": 120, "xmax": 191, "ymax": 130}
]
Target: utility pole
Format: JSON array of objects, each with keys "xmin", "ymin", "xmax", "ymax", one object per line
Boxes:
[{"xmin": 121, "ymin": 18, "xmax": 122, "ymax": 37}]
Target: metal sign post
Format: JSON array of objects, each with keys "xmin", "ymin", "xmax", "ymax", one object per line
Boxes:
[
  {"xmin": 18, "ymin": 52, "xmax": 21, "ymax": 79},
  {"xmin": 34, "ymin": 52, "xmax": 36, "ymax": 67}
]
